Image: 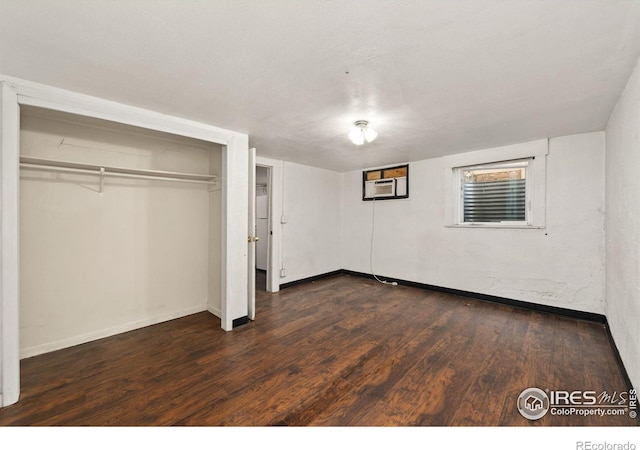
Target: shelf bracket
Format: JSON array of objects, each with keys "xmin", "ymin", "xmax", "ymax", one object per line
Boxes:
[
  {"xmin": 208, "ymin": 179, "xmax": 221, "ymax": 192},
  {"xmin": 99, "ymin": 167, "xmax": 105, "ymax": 195}
]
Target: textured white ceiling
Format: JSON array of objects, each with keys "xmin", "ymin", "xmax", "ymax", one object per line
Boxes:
[{"xmin": 2, "ymin": 0, "xmax": 640, "ymax": 172}]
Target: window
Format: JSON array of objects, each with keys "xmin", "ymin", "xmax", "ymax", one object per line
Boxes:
[
  {"xmin": 444, "ymin": 139, "xmax": 546, "ymax": 229},
  {"xmin": 455, "ymin": 159, "xmax": 531, "ymax": 226}
]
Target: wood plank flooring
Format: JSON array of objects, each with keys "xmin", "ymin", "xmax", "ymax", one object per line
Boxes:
[{"xmin": 0, "ymin": 274, "xmax": 635, "ymax": 426}]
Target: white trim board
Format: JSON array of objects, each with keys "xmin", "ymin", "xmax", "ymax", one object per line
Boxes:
[
  {"xmin": 207, "ymin": 305, "xmax": 222, "ymax": 318},
  {"xmin": 1, "ymin": 81, "xmax": 20, "ymax": 408},
  {"xmin": 3, "ymin": 75, "xmax": 242, "ymax": 144}
]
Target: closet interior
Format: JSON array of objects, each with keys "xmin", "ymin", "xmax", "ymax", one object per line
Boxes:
[{"xmin": 18, "ymin": 106, "xmax": 223, "ymax": 359}]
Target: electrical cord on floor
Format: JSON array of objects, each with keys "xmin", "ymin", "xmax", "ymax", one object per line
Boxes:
[{"xmin": 369, "ymin": 198, "xmax": 398, "ymax": 286}]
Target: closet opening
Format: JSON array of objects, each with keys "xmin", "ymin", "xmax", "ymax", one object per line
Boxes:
[{"xmin": 18, "ymin": 106, "xmax": 224, "ymax": 359}]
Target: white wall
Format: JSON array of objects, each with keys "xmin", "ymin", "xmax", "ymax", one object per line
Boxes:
[
  {"xmin": 342, "ymin": 133, "xmax": 606, "ymax": 314},
  {"xmin": 19, "ymin": 110, "xmax": 221, "ymax": 357},
  {"xmin": 281, "ymin": 161, "xmax": 342, "ymax": 283},
  {"xmin": 605, "ymin": 57, "xmax": 640, "ymax": 390}
]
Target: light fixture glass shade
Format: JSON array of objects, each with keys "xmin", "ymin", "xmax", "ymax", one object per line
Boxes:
[
  {"xmin": 363, "ymin": 127, "xmax": 377, "ymax": 143},
  {"xmin": 349, "ymin": 120, "xmax": 376, "ymax": 145},
  {"xmin": 349, "ymin": 127, "xmax": 365, "ymax": 145}
]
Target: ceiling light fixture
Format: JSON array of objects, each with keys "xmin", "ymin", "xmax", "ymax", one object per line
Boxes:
[{"xmin": 349, "ymin": 120, "xmax": 377, "ymax": 145}]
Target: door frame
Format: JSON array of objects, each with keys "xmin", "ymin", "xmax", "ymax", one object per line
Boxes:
[
  {"xmin": 256, "ymin": 156, "xmax": 282, "ymax": 293},
  {"xmin": 0, "ymin": 75, "xmax": 249, "ymax": 407},
  {"xmin": 248, "ymin": 147, "xmax": 256, "ymax": 320}
]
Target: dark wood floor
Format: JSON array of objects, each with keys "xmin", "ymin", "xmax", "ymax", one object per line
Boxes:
[{"xmin": 0, "ymin": 274, "xmax": 635, "ymax": 426}]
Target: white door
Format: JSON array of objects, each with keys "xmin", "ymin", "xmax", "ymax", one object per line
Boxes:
[
  {"xmin": 247, "ymin": 147, "xmax": 257, "ymax": 320},
  {"xmin": 256, "ymin": 218, "xmax": 268, "ymax": 270}
]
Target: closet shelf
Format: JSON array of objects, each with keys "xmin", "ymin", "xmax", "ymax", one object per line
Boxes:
[{"xmin": 19, "ymin": 156, "xmax": 218, "ymax": 187}]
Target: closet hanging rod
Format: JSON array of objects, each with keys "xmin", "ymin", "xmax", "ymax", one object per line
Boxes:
[
  {"xmin": 19, "ymin": 156, "xmax": 218, "ymax": 185},
  {"xmin": 20, "ymin": 163, "xmax": 217, "ymax": 185}
]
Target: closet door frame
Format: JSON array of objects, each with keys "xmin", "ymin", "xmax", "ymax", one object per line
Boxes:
[{"xmin": 0, "ymin": 75, "xmax": 249, "ymax": 407}]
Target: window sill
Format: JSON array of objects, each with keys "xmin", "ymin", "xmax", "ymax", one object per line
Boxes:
[{"xmin": 446, "ymin": 224, "xmax": 545, "ymax": 230}]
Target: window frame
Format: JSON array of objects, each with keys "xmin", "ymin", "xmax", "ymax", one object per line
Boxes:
[
  {"xmin": 443, "ymin": 139, "xmax": 547, "ymax": 230},
  {"xmin": 454, "ymin": 158, "xmax": 534, "ymax": 228}
]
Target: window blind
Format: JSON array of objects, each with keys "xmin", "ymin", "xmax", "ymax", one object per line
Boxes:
[{"xmin": 463, "ymin": 178, "xmax": 526, "ymax": 222}]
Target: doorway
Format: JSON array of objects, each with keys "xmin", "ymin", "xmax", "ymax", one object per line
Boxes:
[{"xmin": 255, "ymin": 166, "xmax": 270, "ymax": 293}]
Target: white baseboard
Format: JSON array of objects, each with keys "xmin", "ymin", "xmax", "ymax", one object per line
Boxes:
[
  {"xmin": 20, "ymin": 305, "xmax": 208, "ymax": 359},
  {"xmin": 207, "ymin": 304, "xmax": 221, "ymax": 318}
]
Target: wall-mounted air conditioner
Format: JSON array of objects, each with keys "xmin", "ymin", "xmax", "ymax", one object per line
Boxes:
[
  {"xmin": 365, "ymin": 178, "xmax": 396, "ymax": 198},
  {"xmin": 362, "ymin": 164, "xmax": 409, "ymax": 201}
]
